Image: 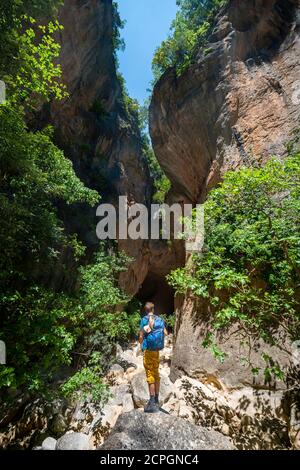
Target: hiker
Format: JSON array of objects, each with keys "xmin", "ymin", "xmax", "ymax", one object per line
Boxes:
[{"xmin": 139, "ymin": 302, "xmax": 168, "ymax": 413}]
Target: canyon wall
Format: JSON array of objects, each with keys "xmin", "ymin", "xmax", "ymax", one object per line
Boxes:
[
  {"xmin": 50, "ymin": 0, "xmax": 150, "ymax": 295},
  {"xmin": 150, "ymin": 0, "xmax": 300, "ymax": 205},
  {"xmin": 150, "ymin": 0, "xmax": 300, "ymax": 388},
  {"xmin": 41, "ymin": 0, "xmax": 183, "ymax": 297}
]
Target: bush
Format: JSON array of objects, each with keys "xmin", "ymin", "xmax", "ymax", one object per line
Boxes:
[
  {"xmin": 0, "ymin": 288, "xmax": 77, "ymax": 391},
  {"xmin": 61, "ymin": 353, "xmax": 111, "ymax": 404},
  {"xmin": 168, "ymin": 148, "xmax": 300, "ymax": 378},
  {"xmin": 152, "ymin": 0, "xmax": 227, "ymax": 80}
]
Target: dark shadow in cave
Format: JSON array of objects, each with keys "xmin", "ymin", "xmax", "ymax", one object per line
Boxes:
[{"xmin": 136, "ymin": 272, "xmax": 175, "ymax": 316}]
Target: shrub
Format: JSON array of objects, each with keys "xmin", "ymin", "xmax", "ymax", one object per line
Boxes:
[
  {"xmin": 152, "ymin": 0, "xmax": 227, "ymax": 80},
  {"xmin": 168, "ymin": 148, "xmax": 300, "ymax": 378}
]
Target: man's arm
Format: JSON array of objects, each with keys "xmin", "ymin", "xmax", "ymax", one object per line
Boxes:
[
  {"xmin": 164, "ymin": 327, "xmax": 168, "ymax": 336},
  {"xmin": 138, "ymin": 329, "xmax": 144, "ymax": 344}
]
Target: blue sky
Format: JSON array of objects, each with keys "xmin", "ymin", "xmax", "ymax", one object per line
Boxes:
[{"xmin": 116, "ymin": 0, "xmax": 178, "ymax": 104}]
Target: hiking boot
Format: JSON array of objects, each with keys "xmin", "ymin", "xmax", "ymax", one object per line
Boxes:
[{"xmin": 144, "ymin": 397, "xmax": 159, "ymax": 413}]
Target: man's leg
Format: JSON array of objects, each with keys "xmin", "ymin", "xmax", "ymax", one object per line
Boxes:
[
  {"xmin": 154, "ymin": 352, "xmax": 160, "ymax": 405},
  {"xmin": 144, "ymin": 351, "xmax": 159, "ymax": 413},
  {"xmin": 149, "ymin": 382, "xmax": 155, "ymax": 397},
  {"xmin": 155, "ymin": 382, "xmax": 160, "ymax": 405}
]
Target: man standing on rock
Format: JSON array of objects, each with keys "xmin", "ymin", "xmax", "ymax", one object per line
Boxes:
[{"xmin": 139, "ymin": 302, "xmax": 168, "ymax": 413}]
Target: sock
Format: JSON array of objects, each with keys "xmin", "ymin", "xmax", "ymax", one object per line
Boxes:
[
  {"xmin": 149, "ymin": 395, "xmax": 155, "ymax": 402},
  {"xmin": 155, "ymin": 394, "xmax": 159, "ymax": 403}
]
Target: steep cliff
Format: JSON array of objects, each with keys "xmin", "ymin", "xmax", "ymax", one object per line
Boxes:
[
  {"xmin": 51, "ymin": 0, "xmax": 149, "ymax": 204},
  {"xmin": 150, "ymin": 0, "xmax": 300, "ymax": 387},
  {"xmin": 42, "ymin": 0, "xmax": 184, "ymax": 296},
  {"xmin": 150, "ymin": 0, "xmax": 300, "ymax": 205}
]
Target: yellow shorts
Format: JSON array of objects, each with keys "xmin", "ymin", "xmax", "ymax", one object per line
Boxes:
[{"xmin": 143, "ymin": 350, "xmax": 160, "ymax": 384}]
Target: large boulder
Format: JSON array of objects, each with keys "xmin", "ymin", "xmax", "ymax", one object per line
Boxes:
[
  {"xmin": 172, "ymin": 375, "xmax": 289, "ymax": 450},
  {"xmin": 55, "ymin": 432, "xmax": 90, "ymax": 450},
  {"xmin": 131, "ymin": 371, "xmax": 174, "ymax": 407},
  {"xmin": 99, "ymin": 410, "xmax": 235, "ymax": 450},
  {"xmin": 90, "ymin": 404, "xmax": 123, "ymax": 444},
  {"xmin": 170, "ymin": 298, "xmax": 291, "ymax": 390},
  {"xmin": 109, "ymin": 384, "xmax": 131, "ymax": 406},
  {"xmin": 106, "ymin": 364, "xmax": 125, "ymax": 384}
]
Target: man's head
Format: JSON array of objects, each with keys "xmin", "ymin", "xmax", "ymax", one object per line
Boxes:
[{"xmin": 144, "ymin": 302, "xmax": 155, "ymax": 315}]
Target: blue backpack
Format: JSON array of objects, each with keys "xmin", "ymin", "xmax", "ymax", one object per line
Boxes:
[{"xmin": 144, "ymin": 315, "xmax": 165, "ymax": 351}]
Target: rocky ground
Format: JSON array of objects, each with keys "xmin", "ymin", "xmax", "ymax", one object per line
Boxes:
[{"xmin": 2, "ymin": 335, "xmax": 298, "ymax": 450}]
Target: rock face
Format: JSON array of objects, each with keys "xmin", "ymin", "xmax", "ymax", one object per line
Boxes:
[
  {"xmin": 170, "ymin": 297, "xmax": 291, "ymax": 389},
  {"xmin": 99, "ymin": 410, "xmax": 235, "ymax": 450},
  {"xmin": 43, "ymin": 0, "xmax": 151, "ymax": 295},
  {"xmin": 150, "ymin": 0, "xmax": 300, "ymax": 388},
  {"xmin": 52, "ymin": 0, "xmax": 149, "ymax": 205},
  {"xmin": 150, "ymin": 0, "xmax": 300, "ymax": 204},
  {"xmin": 170, "ymin": 375, "xmax": 289, "ymax": 450},
  {"xmin": 44, "ymin": 0, "xmax": 185, "ymax": 298},
  {"xmin": 33, "ymin": 0, "xmax": 175, "ymax": 297}
]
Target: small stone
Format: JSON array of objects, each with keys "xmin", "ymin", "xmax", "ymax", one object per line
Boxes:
[
  {"xmin": 109, "ymin": 364, "xmax": 125, "ymax": 374},
  {"xmin": 220, "ymin": 423, "xmax": 230, "ymax": 436},
  {"xmin": 42, "ymin": 437, "xmax": 57, "ymax": 451},
  {"xmin": 122, "ymin": 394, "xmax": 135, "ymax": 413},
  {"xmin": 49, "ymin": 414, "xmax": 68, "ymax": 436}
]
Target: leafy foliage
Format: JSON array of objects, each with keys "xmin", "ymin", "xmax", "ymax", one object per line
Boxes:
[
  {"xmin": 0, "ymin": 0, "xmax": 138, "ymax": 404},
  {"xmin": 0, "ymin": 245, "xmax": 137, "ymax": 397},
  {"xmin": 0, "ymin": 288, "xmax": 76, "ymax": 391},
  {"xmin": 0, "ymin": 1, "xmax": 65, "ymax": 107},
  {"xmin": 8, "ymin": 18, "xmax": 66, "ymax": 106},
  {"xmin": 160, "ymin": 312, "xmax": 176, "ymax": 332},
  {"xmin": 168, "ymin": 150, "xmax": 300, "ymax": 376},
  {"xmin": 112, "ymin": 1, "xmax": 125, "ymax": 61},
  {"xmin": 152, "ymin": 0, "xmax": 227, "ymax": 80},
  {"xmin": 0, "ymin": 105, "xmax": 99, "ymax": 289},
  {"xmin": 61, "ymin": 352, "xmax": 110, "ymax": 404},
  {"xmin": 59, "ymin": 249, "xmax": 140, "ymax": 404}
]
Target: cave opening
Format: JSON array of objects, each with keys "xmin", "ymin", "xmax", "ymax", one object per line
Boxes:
[{"xmin": 136, "ymin": 272, "xmax": 175, "ymax": 316}]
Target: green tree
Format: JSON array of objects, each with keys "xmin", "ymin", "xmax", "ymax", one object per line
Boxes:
[
  {"xmin": 0, "ymin": 0, "xmax": 140, "ymax": 399},
  {"xmin": 152, "ymin": 0, "xmax": 226, "ymax": 80}
]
